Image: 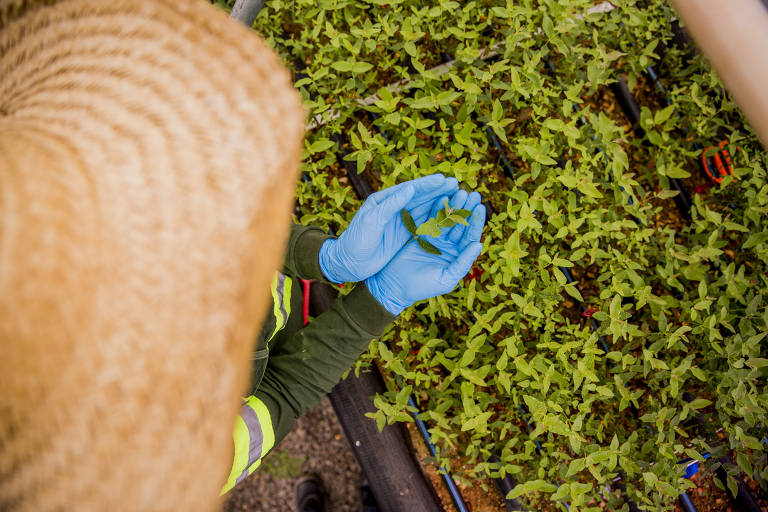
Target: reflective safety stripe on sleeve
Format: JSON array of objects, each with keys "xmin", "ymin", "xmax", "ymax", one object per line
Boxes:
[
  {"xmin": 220, "ymin": 396, "xmax": 275, "ymax": 494},
  {"xmin": 268, "ymin": 272, "xmax": 292, "ymax": 343}
]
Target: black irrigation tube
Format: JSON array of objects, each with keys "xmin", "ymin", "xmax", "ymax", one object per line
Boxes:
[
  {"xmin": 609, "ymin": 77, "xmax": 693, "ymax": 219},
  {"xmin": 609, "ymin": 58, "xmax": 766, "ymax": 512}
]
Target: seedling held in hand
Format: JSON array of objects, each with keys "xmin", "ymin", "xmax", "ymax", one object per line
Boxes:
[{"xmin": 401, "ymin": 199, "xmax": 472, "ymax": 255}]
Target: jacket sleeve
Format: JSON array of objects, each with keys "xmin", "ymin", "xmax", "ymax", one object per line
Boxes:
[
  {"xmin": 220, "ymin": 225, "xmax": 395, "ymax": 494},
  {"xmin": 283, "ymin": 223, "xmax": 335, "ymax": 282}
]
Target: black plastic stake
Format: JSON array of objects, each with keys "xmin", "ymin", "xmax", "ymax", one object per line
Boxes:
[
  {"xmin": 331, "ymin": 133, "xmax": 375, "ymax": 199},
  {"xmin": 487, "ymin": 454, "xmax": 524, "ymax": 511},
  {"xmin": 609, "ymin": 76, "xmax": 692, "ymax": 219}
]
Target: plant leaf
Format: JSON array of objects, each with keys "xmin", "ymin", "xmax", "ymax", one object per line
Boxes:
[
  {"xmin": 454, "ymin": 208, "xmax": 472, "ymax": 218},
  {"xmin": 401, "ymin": 209, "xmax": 417, "ymax": 235},
  {"xmin": 438, "ymin": 217, "xmax": 456, "ymax": 229},
  {"xmin": 417, "ymin": 237, "xmax": 442, "ymax": 255},
  {"xmin": 416, "ymin": 218, "xmax": 442, "ymax": 237},
  {"xmin": 449, "ymin": 214, "xmax": 469, "ymax": 226}
]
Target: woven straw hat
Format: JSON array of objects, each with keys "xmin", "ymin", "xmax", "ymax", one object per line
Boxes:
[{"xmin": 0, "ymin": 1, "xmax": 304, "ymax": 510}]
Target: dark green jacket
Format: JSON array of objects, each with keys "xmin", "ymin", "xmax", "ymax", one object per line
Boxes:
[{"xmin": 221, "ymin": 225, "xmax": 395, "ymax": 493}]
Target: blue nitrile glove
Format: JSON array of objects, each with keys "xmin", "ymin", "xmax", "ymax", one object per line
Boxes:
[
  {"xmin": 318, "ymin": 174, "xmax": 459, "ymax": 283},
  {"xmin": 365, "ymin": 190, "xmax": 486, "ymax": 315}
]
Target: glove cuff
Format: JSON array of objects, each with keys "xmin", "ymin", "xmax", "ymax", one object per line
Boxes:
[
  {"xmin": 364, "ymin": 275, "xmax": 407, "ymax": 316},
  {"xmin": 318, "ymin": 238, "xmax": 344, "ymax": 284},
  {"xmin": 341, "ymin": 283, "xmax": 398, "ymax": 336}
]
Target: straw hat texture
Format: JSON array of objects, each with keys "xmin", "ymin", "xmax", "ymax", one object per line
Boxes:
[{"xmin": 0, "ymin": 1, "xmax": 304, "ymax": 510}]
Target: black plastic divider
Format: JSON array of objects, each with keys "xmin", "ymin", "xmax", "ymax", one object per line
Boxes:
[
  {"xmin": 486, "ymin": 454, "xmax": 524, "ymax": 512},
  {"xmin": 609, "ymin": 76, "xmax": 692, "ymax": 218},
  {"xmin": 308, "ymin": 283, "xmax": 443, "ymax": 512}
]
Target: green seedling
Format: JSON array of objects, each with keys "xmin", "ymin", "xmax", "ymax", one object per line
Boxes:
[{"xmin": 401, "ymin": 198, "xmax": 472, "ymax": 255}]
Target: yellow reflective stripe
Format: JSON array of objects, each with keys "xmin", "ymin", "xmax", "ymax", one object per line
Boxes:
[
  {"xmin": 244, "ymin": 396, "xmax": 275, "ymax": 457},
  {"xmin": 268, "ymin": 272, "xmax": 292, "ymax": 342},
  {"xmin": 221, "ymin": 415, "xmax": 250, "ymax": 494},
  {"xmin": 220, "ymin": 397, "xmax": 275, "ymax": 495}
]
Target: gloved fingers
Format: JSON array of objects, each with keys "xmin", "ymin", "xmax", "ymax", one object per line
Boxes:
[
  {"xmin": 444, "ymin": 241, "xmax": 483, "ymax": 285},
  {"xmin": 409, "ymin": 173, "xmax": 451, "ymax": 197},
  {"xmin": 372, "ymin": 183, "xmax": 415, "ymax": 224},
  {"xmin": 447, "ymin": 191, "xmax": 482, "ymax": 243},
  {"xmin": 406, "ymin": 178, "xmax": 458, "ymax": 223},
  {"xmin": 430, "ymin": 189, "xmax": 468, "ymax": 221},
  {"xmin": 407, "ymin": 176, "xmax": 459, "ymax": 210},
  {"xmin": 368, "ymin": 174, "xmax": 445, "ymax": 206},
  {"xmin": 459, "ymin": 204, "xmax": 486, "ymax": 251}
]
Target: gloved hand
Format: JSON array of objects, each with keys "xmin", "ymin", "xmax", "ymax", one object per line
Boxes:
[
  {"xmin": 365, "ymin": 189, "xmax": 486, "ymax": 315},
  {"xmin": 318, "ymin": 174, "xmax": 459, "ymax": 283}
]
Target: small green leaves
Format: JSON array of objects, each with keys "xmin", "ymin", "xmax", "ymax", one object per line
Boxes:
[
  {"xmin": 330, "ymin": 60, "xmax": 373, "ymax": 73},
  {"xmin": 401, "ymin": 209, "xmax": 417, "ymax": 235},
  {"xmin": 418, "ymin": 237, "xmax": 441, "ymax": 255},
  {"xmin": 401, "ymin": 199, "xmax": 472, "ymax": 255},
  {"xmin": 416, "ymin": 217, "xmax": 441, "ymax": 237}
]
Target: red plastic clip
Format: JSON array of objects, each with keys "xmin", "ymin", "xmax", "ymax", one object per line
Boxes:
[
  {"xmin": 700, "ymin": 140, "xmax": 733, "ymax": 184},
  {"xmin": 301, "ymin": 279, "xmax": 311, "ymax": 326}
]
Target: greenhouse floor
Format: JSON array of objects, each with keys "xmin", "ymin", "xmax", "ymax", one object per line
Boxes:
[{"xmin": 223, "ymin": 397, "xmax": 362, "ymax": 512}]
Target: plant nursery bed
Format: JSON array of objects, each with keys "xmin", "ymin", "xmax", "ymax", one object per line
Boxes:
[{"xmin": 244, "ymin": 1, "xmax": 768, "ymax": 511}]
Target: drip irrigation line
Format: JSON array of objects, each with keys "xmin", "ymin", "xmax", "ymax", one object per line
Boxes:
[
  {"xmin": 679, "ymin": 492, "xmax": 698, "ymax": 512},
  {"xmin": 409, "ymin": 396, "xmax": 470, "ymax": 512}
]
